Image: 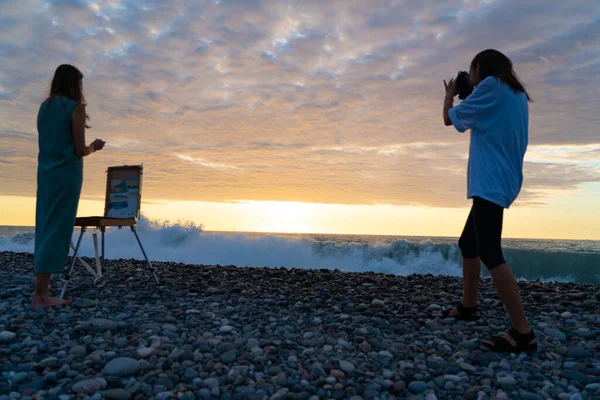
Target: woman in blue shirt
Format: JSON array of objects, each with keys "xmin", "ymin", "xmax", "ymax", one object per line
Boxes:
[
  {"xmin": 33, "ymin": 65, "xmax": 105, "ymax": 307},
  {"xmin": 441, "ymin": 49, "xmax": 537, "ymax": 353}
]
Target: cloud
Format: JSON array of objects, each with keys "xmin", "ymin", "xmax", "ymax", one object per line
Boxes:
[
  {"xmin": 0, "ymin": 0, "xmax": 599, "ymax": 209},
  {"xmin": 177, "ymin": 155, "xmax": 239, "ymax": 171}
]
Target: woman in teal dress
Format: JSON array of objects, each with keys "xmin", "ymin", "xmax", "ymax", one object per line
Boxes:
[{"xmin": 33, "ymin": 64, "xmax": 105, "ymax": 307}]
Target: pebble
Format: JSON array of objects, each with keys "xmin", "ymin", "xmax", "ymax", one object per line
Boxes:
[
  {"xmin": 68, "ymin": 345, "xmax": 87, "ymax": 357},
  {"xmin": 39, "ymin": 357, "xmax": 59, "ymax": 368},
  {"xmin": 562, "ymin": 370, "xmax": 592, "ymax": 384},
  {"xmin": 394, "ymin": 381, "xmax": 406, "ymax": 393},
  {"xmin": 464, "ymin": 385, "xmax": 482, "ymax": 399},
  {"xmin": 86, "ymin": 318, "xmax": 117, "ymax": 331},
  {"xmin": 221, "ymin": 350, "xmax": 237, "ymax": 363},
  {"xmin": 444, "ymin": 375, "xmax": 461, "ymax": 383},
  {"xmin": 72, "ymin": 378, "xmax": 107, "ymax": 394},
  {"xmin": 567, "ymin": 347, "xmax": 592, "ymax": 359},
  {"xmin": 408, "ymin": 381, "xmax": 428, "ymax": 393},
  {"xmin": 330, "ymin": 369, "xmax": 345, "ymax": 378},
  {"xmin": 0, "ymin": 331, "xmax": 16, "ymax": 342},
  {"xmin": 156, "ymin": 392, "xmax": 172, "ymax": 400},
  {"xmin": 497, "ymin": 376, "xmax": 517, "ymax": 389},
  {"xmin": 103, "ymin": 358, "xmax": 140, "ymax": 376},
  {"xmin": 185, "ymin": 368, "xmax": 198, "ymax": 379},
  {"xmin": 104, "ymin": 388, "xmax": 132, "ymax": 400},
  {"xmin": 73, "ymin": 298, "xmax": 97, "ymax": 308},
  {"xmin": 460, "ymin": 362, "xmax": 477, "ymax": 373},
  {"xmin": 519, "ymin": 391, "xmax": 543, "ymax": 400},
  {"xmin": 585, "ymin": 383, "xmax": 600, "ymax": 390},
  {"xmin": 205, "ymin": 378, "xmax": 219, "ymax": 389},
  {"xmin": 137, "ymin": 347, "xmax": 154, "ymax": 358},
  {"xmin": 545, "ymin": 328, "xmax": 567, "ymax": 341},
  {"xmin": 339, "ymin": 360, "xmax": 355, "ymax": 373}
]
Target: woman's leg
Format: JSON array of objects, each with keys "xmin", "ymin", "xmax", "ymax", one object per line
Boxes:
[
  {"xmin": 489, "ymin": 264, "xmax": 531, "ymax": 333},
  {"xmin": 473, "ymin": 197, "xmax": 536, "ymax": 351},
  {"xmin": 461, "ymin": 257, "xmax": 481, "ymax": 309},
  {"xmin": 441, "ymin": 205, "xmax": 481, "ymax": 318}
]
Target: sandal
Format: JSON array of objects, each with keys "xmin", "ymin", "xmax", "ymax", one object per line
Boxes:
[
  {"xmin": 439, "ymin": 303, "xmax": 479, "ymax": 321},
  {"xmin": 482, "ymin": 327, "xmax": 538, "ymax": 354}
]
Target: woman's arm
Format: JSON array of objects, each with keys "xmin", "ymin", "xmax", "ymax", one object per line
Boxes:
[
  {"xmin": 446, "ymin": 77, "xmax": 498, "ymax": 133},
  {"xmin": 72, "ymin": 104, "xmax": 95, "ymax": 157},
  {"xmin": 443, "ymin": 96, "xmax": 454, "ymax": 126},
  {"xmin": 443, "ymin": 78, "xmax": 457, "ymax": 126}
]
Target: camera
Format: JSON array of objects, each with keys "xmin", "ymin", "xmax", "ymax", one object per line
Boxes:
[{"xmin": 456, "ymin": 71, "xmax": 474, "ymax": 100}]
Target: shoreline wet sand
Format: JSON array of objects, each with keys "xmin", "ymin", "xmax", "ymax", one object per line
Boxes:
[{"xmin": 1, "ymin": 251, "xmax": 599, "ymax": 400}]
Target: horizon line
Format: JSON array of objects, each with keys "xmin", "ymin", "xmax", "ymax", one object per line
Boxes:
[{"xmin": 1, "ymin": 224, "xmax": 597, "ymax": 243}]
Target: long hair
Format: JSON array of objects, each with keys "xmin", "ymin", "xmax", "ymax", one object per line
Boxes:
[
  {"xmin": 471, "ymin": 49, "xmax": 532, "ymax": 102},
  {"xmin": 46, "ymin": 64, "xmax": 91, "ymax": 128}
]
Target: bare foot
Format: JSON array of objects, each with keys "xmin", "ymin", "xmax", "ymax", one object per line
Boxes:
[{"xmin": 31, "ymin": 295, "xmax": 73, "ymax": 308}]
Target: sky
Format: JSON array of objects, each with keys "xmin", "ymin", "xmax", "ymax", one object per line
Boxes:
[{"xmin": 0, "ymin": 0, "xmax": 599, "ymax": 239}]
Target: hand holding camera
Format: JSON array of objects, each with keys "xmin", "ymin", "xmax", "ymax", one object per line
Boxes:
[
  {"xmin": 444, "ymin": 78, "xmax": 457, "ymax": 99},
  {"xmin": 444, "ymin": 71, "xmax": 474, "ymax": 101}
]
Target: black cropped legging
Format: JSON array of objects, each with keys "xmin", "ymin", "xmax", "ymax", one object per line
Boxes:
[{"xmin": 458, "ymin": 196, "xmax": 506, "ymax": 270}]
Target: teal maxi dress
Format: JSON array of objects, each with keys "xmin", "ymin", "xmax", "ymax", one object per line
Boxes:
[{"xmin": 34, "ymin": 97, "xmax": 83, "ymax": 274}]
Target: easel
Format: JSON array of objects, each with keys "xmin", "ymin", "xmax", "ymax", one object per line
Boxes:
[{"xmin": 60, "ymin": 165, "xmax": 159, "ymax": 299}]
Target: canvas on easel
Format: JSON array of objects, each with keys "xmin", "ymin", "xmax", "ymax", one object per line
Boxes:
[{"xmin": 106, "ymin": 166, "xmax": 142, "ymax": 218}]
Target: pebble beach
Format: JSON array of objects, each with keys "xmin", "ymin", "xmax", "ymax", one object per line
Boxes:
[{"xmin": 1, "ymin": 251, "xmax": 599, "ymax": 400}]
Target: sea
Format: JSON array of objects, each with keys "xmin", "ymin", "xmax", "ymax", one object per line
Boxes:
[{"xmin": 1, "ymin": 218, "xmax": 599, "ymax": 284}]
